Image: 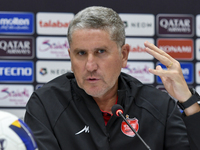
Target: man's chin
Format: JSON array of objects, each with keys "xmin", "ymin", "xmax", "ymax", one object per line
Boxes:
[{"xmin": 84, "ymin": 89, "xmax": 106, "ymax": 98}]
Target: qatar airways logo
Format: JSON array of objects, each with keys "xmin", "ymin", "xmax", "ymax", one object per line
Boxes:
[
  {"xmin": 121, "ymin": 62, "xmax": 154, "ymax": 84},
  {"xmin": 36, "ymin": 12, "xmax": 74, "ymax": 35},
  {"xmin": 36, "ymin": 37, "xmax": 69, "ymax": 59},
  {"xmin": 157, "ymin": 14, "xmax": 194, "ymax": 37},
  {"xmin": 126, "ymin": 38, "xmax": 154, "ymax": 60},
  {"xmin": 0, "ymin": 84, "xmax": 33, "ymax": 107},
  {"xmin": 0, "ymin": 12, "xmax": 34, "ymax": 34},
  {"xmin": 0, "ymin": 36, "xmax": 34, "ymax": 58}
]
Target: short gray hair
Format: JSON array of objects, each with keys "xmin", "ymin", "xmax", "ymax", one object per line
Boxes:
[{"xmin": 67, "ymin": 6, "xmax": 125, "ymax": 48}]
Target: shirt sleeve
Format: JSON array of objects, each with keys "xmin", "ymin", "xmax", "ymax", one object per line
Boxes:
[
  {"xmin": 25, "ymin": 92, "xmax": 61, "ymax": 150},
  {"xmin": 182, "ymin": 111, "xmax": 200, "ymax": 150},
  {"xmin": 164, "ymin": 98, "xmax": 190, "ymax": 150}
]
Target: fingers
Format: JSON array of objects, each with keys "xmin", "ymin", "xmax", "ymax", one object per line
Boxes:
[
  {"xmin": 144, "ymin": 41, "xmax": 172, "ymax": 60},
  {"xmin": 144, "ymin": 41, "xmax": 175, "ymax": 68},
  {"xmin": 149, "ymin": 65, "xmax": 179, "ymax": 78}
]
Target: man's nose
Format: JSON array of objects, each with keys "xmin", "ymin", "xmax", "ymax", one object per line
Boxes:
[{"xmin": 86, "ymin": 54, "xmax": 98, "ymax": 72}]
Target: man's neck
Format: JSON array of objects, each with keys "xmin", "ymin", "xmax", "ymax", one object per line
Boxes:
[{"xmin": 93, "ymin": 93, "xmax": 118, "ymax": 114}]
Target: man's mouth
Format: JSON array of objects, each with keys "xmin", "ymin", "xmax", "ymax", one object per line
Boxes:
[{"xmin": 87, "ymin": 77, "xmax": 100, "ymax": 82}]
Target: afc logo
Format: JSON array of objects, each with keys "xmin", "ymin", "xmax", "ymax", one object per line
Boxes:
[{"xmin": 0, "ymin": 139, "xmax": 6, "ymax": 150}]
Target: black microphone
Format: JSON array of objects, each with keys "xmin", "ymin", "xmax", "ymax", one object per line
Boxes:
[{"xmin": 112, "ymin": 104, "xmax": 151, "ymax": 150}]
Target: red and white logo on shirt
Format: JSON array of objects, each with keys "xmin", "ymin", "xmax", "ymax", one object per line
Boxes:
[{"xmin": 121, "ymin": 116, "xmax": 139, "ymax": 137}]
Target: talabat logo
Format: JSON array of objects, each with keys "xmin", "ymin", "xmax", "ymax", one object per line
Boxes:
[
  {"xmin": 0, "ymin": 12, "xmax": 34, "ymax": 34},
  {"xmin": 157, "ymin": 14, "xmax": 194, "ymax": 37},
  {"xmin": 37, "ymin": 12, "xmax": 74, "ymax": 35},
  {"xmin": 0, "ymin": 61, "xmax": 34, "ymax": 82},
  {"xmin": 156, "ymin": 62, "xmax": 193, "ymax": 84},
  {"xmin": 157, "ymin": 38, "xmax": 193, "ymax": 60},
  {"xmin": 119, "ymin": 14, "xmax": 154, "ymax": 36},
  {"xmin": 0, "ymin": 84, "xmax": 33, "ymax": 107},
  {"xmin": 36, "ymin": 36, "xmax": 69, "ymax": 59},
  {"xmin": 0, "ymin": 36, "xmax": 34, "ymax": 59},
  {"xmin": 126, "ymin": 38, "xmax": 154, "ymax": 60}
]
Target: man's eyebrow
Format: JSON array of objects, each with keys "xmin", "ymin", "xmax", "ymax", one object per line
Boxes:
[
  {"xmin": 72, "ymin": 46, "xmax": 108, "ymax": 52},
  {"xmin": 72, "ymin": 48, "xmax": 86, "ymax": 53}
]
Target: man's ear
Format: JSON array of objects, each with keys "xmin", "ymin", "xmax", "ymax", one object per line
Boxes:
[
  {"xmin": 68, "ymin": 49, "xmax": 73, "ymax": 71},
  {"xmin": 121, "ymin": 44, "xmax": 130, "ymax": 68},
  {"xmin": 68, "ymin": 48, "xmax": 71, "ymax": 56}
]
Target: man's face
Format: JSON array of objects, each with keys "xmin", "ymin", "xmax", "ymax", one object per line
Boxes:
[{"xmin": 68, "ymin": 29, "xmax": 129, "ymax": 98}]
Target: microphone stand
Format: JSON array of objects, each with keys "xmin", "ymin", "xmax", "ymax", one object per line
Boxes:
[{"xmin": 118, "ymin": 112, "xmax": 151, "ymax": 150}]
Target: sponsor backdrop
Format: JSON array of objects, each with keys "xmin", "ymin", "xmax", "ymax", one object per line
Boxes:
[{"xmin": 0, "ymin": 0, "xmax": 200, "ymax": 118}]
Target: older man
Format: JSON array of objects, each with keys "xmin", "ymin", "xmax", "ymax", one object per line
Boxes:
[{"xmin": 25, "ymin": 6, "xmax": 200, "ymax": 150}]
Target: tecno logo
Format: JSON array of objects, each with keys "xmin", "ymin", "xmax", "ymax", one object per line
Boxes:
[
  {"xmin": 36, "ymin": 12, "xmax": 74, "ymax": 35},
  {"xmin": 0, "ymin": 61, "xmax": 34, "ymax": 82},
  {"xmin": 119, "ymin": 14, "xmax": 155, "ymax": 36},
  {"xmin": 0, "ymin": 67, "xmax": 32, "ymax": 76},
  {"xmin": 157, "ymin": 14, "xmax": 194, "ymax": 37},
  {"xmin": 157, "ymin": 38, "xmax": 193, "ymax": 60}
]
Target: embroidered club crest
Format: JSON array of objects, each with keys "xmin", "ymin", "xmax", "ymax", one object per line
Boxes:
[{"xmin": 121, "ymin": 115, "xmax": 139, "ymax": 137}]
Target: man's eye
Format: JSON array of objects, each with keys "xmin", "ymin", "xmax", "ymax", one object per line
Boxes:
[
  {"xmin": 98, "ymin": 49, "xmax": 105, "ymax": 54},
  {"xmin": 78, "ymin": 51, "xmax": 86, "ymax": 55}
]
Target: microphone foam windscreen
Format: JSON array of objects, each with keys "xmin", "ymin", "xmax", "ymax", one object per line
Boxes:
[{"xmin": 111, "ymin": 104, "xmax": 124, "ymax": 117}]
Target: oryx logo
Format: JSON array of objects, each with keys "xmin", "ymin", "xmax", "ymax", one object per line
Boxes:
[
  {"xmin": 75, "ymin": 125, "xmax": 90, "ymax": 135},
  {"xmin": 0, "ymin": 139, "xmax": 6, "ymax": 150}
]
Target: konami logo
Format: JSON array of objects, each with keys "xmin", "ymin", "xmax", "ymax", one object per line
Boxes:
[
  {"xmin": 37, "ymin": 12, "xmax": 74, "ymax": 35},
  {"xmin": 157, "ymin": 38, "xmax": 193, "ymax": 60}
]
